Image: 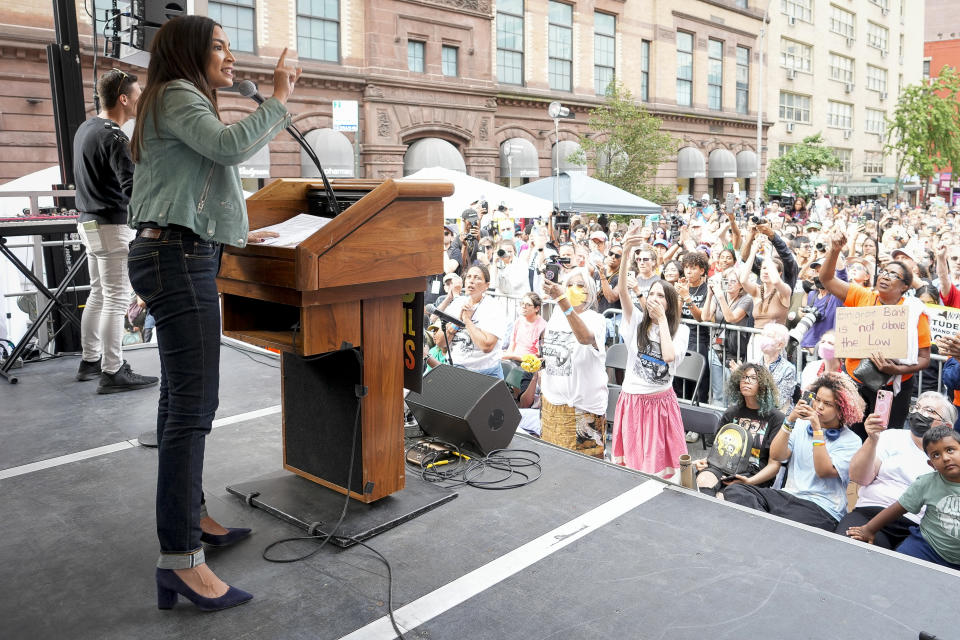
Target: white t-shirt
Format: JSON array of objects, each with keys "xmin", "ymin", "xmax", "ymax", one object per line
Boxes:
[
  {"xmin": 620, "ymin": 309, "xmax": 689, "ymax": 395},
  {"xmin": 855, "ymin": 429, "xmax": 931, "ymax": 524},
  {"xmin": 539, "ymin": 308, "xmax": 607, "ymax": 415},
  {"xmin": 445, "ymin": 295, "xmax": 506, "ymax": 373}
]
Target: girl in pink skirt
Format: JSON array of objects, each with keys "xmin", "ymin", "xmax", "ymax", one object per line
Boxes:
[{"xmin": 613, "ymin": 231, "xmax": 690, "ymax": 478}]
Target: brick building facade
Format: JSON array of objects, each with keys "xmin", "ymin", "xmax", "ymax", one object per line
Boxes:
[{"xmin": 0, "ymin": 0, "xmax": 770, "ymax": 203}]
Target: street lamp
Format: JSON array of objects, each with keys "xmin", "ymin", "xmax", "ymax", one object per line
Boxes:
[
  {"xmin": 756, "ymin": 0, "xmax": 773, "ymax": 210},
  {"xmin": 503, "ymin": 141, "xmax": 525, "ymax": 185},
  {"xmin": 548, "ymin": 101, "xmax": 572, "ymax": 212}
]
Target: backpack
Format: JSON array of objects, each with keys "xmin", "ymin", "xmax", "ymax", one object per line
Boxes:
[{"xmin": 706, "ymin": 422, "xmax": 753, "ymax": 477}]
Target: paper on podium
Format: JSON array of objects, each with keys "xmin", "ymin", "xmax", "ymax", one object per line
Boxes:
[{"xmin": 253, "ymin": 213, "xmax": 332, "ymax": 248}]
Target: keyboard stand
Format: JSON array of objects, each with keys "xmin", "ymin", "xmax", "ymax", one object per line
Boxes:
[{"xmin": 0, "ymin": 234, "xmax": 86, "ymax": 384}]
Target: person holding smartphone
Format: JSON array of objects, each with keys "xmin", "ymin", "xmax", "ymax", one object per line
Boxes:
[
  {"xmin": 839, "ymin": 392, "xmax": 957, "ymax": 548},
  {"xmin": 723, "ymin": 372, "xmax": 864, "ymax": 531}
]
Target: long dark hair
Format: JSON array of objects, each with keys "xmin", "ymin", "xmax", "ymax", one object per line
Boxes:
[
  {"xmin": 130, "ymin": 16, "xmax": 221, "ymax": 162},
  {"xmin": 637, "ymin": 279, "xmax": 680, "ymax": 355}
]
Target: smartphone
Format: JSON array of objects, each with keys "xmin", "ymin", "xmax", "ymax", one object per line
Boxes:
[
  {"xmin": 875, "ymin": 390, "xmax": 894, "ymax": 427},
  {"xmin": 801, "ymin": 390, "xmax": 816, "ymax": 407}
]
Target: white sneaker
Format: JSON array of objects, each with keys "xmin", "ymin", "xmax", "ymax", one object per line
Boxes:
[{"xmin": 685, "ymin": 431, "xmax": 700, "ymax": 443}]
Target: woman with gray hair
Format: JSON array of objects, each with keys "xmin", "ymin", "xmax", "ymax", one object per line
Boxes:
[
  {"xmin": 538, "ymin": 267, "xmax": 608, "ymax": 458},
  {"xmin": 839, "ymin": 391, "xmax": 957, "ymax": 548}
]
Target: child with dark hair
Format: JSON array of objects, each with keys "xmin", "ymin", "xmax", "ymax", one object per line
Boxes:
[
  {"xmin": 847, "ymin": 426, "xmax": 960, "ymax": 570},
  {"xmin": 694, "ymin": 363, "xmax": 785, "ymax": 495}
]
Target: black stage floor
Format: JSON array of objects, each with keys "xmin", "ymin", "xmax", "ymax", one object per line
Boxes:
[{"xmin": 1, "ymin": 344, "xmax": 957, "ymax": 640}]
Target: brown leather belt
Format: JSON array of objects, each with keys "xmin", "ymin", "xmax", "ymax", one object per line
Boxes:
[{"xmin": 139, "ymin": 228, "xmax": 163, "ymax": 239}]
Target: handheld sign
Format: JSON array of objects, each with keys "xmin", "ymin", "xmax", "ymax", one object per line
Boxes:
[
  {"xmin": 924, "ymin": 303, "xmax": 960, "ymax": 342},
  {"xmin": 834, "ymin": 305, "xmax": 908, "ymax": 360}
]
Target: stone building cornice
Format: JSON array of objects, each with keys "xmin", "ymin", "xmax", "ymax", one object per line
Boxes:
[
  {"xmin": 671, "ymin": 11, "xmax": 762, "ymax": 40},
  {"xmin": 396, "ymin": 0, "xmax": 492, "ymax": 19}
]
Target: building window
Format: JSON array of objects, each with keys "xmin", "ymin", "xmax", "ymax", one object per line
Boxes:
[
  {"xmin": 866, "ymin": 64, "xmax": 888, "ymax": 92},
  {"xmin": 736, "ymin": 46, "xmax": 750, "ymax": 114},
  {"xmin": 676, "ymin": 31, "xmax": 693, "ymax": 107},
  {"xmin": 781, "ymin": 0, "xmax": 812, "ymax": 23},
  {"xmin": 865, "ymin": 108, "xmax": 886, "ymax": 135},
  {"xmin": 867, "ymin": 22, "xmax": 888, "ymax": 51},
  {"xmin": 778, "ymin": 143, "xmax": 795, "ymax": 157},
  {"xmin": 779, "ymin": 91, "xmax": 811, "ymax": 123},
  {"xmin": 408, "ymin": 40, "xmax": 424, "ymax": 73},
  {"xmin": 830, "ymin": 5, "xmax": 855, "ymax": 38},
  {"xmin": 868, "ymin": 0, "xmax": 889, "ymax": 11},
  {"xmin": 832, "ymin": 148, "xmax": 852, "ymax": 174},
  {"xmin": 923, "ymin": 59, "xmax": 930, "ymax": 80},
  {"xmin": 706, "ymin": 39, "xmax": 723, "ymax": 111},
  {"xmin": 641, "ymin": 40, "xmax": 651, "ymax": 102},
  {"xmin": 497, "ymin": 0, "xmax": 524, "ymax": 85},
  {"xmin": 594, "ymin": 12, "xmax": 616, "ymax": 95},
  {"xmin": 827, "ymin": 100, "xmax": 853, "ymax": 129},
  {"xmin": 864, "ymin": 150, "xmax": 884, "ymax": 174},
  {"xmin": 208, "ymin": 0, "xmax": 256, "ymax": 53},
  {"xmin": 735, "ymin": 0, "xmax": 749, "ymax": 7},
  {"xmin": 829, "ymin": 53, "xmax": 854, "ymax": 84},
  {"xmin": 442, "ymin": 45, "xmax": 458, "ymax": 77},
  {"xmin": 296, "ymin": 0, "xmax": 339, "ymax": 62},
  {"xmin": 548, "ymin": 1, "xmax": 573, "ymax": 91},
  {"xmin": 899, "ymin": 33, "xmax": 904, "ymax": 58},
  {"xmin": 781, "ymin": 38, "xmax": 812, "ymax": 73}
]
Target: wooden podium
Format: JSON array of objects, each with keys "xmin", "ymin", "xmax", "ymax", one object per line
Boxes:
[{"xmin": 217, "ymin": 178, "xmax": 452, "ymax": 503}]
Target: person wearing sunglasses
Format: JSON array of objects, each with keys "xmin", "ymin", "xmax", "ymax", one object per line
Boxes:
[
  {"xmin": 819, "ymin": 231, "xmax": 931, "ymax": 438},
  {"xmin": 841, "ymin": 391, "xmax": 956, "ymax": 548},
  {"xmin": 73, "ymin": 68, "xmax": 160, "ymax": 392}
]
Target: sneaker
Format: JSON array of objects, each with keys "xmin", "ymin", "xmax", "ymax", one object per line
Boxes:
[
  {"xmin": 76, "ymin": 357, "xmax": 102, "ymax": 381},
  {"xmin": 685, "ymin": 431, "xmax": 700, "ymax": 443},
  {"xmin": 97, "ymin": 361, "xmax": 159, "ymax": 394}
]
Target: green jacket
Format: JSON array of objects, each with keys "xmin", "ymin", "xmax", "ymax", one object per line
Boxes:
[{"xmin": 128, "ymin": 79, "xmax": 290, "ymax": 247}]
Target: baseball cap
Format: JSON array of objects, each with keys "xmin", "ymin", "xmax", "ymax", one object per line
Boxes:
[
  {"xmin": 590, "ymin": 230, "xmax": 607, "ymax": 242},
  {"xmin": 444, "ymin": 224, "xmax": 458, "ymax": 237},
  {"xmin": 653, "ymin": 239, "xmax": 669, "ymax": 248},
  {"xmin": 891, "ymin": 248, "xmax": 914, "ymax": 262},
  {"xmin": 442, "ymin": 273, "xmax": 462, "ymax": 284}
]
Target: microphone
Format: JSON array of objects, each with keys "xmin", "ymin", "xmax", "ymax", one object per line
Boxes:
[
  {"xmin": 236, "ymin": 80, "xmax": 340, "ymax": 218},
  {"xmin": 428, "ymin": 306, "xmax": 465, "ymax": 328}
]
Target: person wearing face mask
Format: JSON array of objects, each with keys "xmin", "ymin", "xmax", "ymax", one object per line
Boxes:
[
  {"xmin": 704, "ymin": 267, "xmax": 754, "ymax": 405},
  {"xmin": 748, "ymin": 323, "xmax": 796, "ymax": 413},
  {"xmin": 613, "ymin": 227, "xmax": 690, "ymax": 478},
  {"xmin": 538, "ymin": 268, "xmax": 608, "ymax": 458},
  {"xmin": 800, "ymin": 330, "xmax": 842, "ymax": 390},
  {"xmin": 839, "ymin": 392, "xmax": 957, "ymax": 549}
]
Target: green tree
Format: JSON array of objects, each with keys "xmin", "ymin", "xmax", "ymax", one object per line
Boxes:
[
  {"xmin": 763, "ymin": 133, "xmax": 840, "ymax": 199},
  {"xmin": 568, "ymin": 81, "xmax": 676, "ymax": 204},
  {"xmin": 885, "ymin": 65, "xmax": 960, "ymax": 198}
]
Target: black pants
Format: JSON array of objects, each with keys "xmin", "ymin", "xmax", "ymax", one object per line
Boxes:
[
  {"xmin": 723, "ymin": 484, "xmax": 838, "ymax": 531},
  {"xmin": 850, "ymin": 376, "xmax": 915, "ymax": 440},
  {"xmin": 835, "ymin": 506, "xmax": 914, "ymax": 549}
]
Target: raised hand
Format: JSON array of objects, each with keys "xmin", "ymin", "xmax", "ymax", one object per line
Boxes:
[{"xmin": 272, "ymin": 48, "xmax": 302, "ymax": 104}]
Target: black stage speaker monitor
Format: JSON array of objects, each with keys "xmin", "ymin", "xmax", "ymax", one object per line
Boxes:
[{"xmin": 405, "ymin": 365, "xmax": 520, "ymax": 455}]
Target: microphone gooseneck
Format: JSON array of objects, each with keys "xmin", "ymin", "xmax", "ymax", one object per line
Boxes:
[{"xmin": 237, "ymin": 80, "xmax": 340, "ymax": 218}]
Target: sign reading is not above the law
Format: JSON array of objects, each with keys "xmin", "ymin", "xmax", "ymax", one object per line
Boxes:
[{"xmin": 835, "ymin": 305, "xmax": 908, "ymax": 360}]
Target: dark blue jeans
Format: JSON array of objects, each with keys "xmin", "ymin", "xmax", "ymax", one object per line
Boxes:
[{"xmin": 128, "ymin": 228, "xmax": 222, "ymax": 569}]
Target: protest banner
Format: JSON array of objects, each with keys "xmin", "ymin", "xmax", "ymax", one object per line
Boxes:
[
  {"xmin": 924, "ymin": 303, "xmax": 960, "ymax": 342},
  {"xmin": 834, "ymin": 305, "xmax": 908, "ymax": 359}
]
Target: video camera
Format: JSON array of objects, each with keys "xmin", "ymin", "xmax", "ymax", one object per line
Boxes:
[
  {"xmin": 544, "ymin": 254, "xmax": 572, "ymax": 284},
  {"xmin": 552, "ymin": 209, "xmax": 572, "ymax": 233}
]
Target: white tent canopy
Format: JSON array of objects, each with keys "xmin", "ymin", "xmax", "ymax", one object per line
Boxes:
[{"xmin": 400, "ymin": 166, "xmax": 552, "ymax": 220}]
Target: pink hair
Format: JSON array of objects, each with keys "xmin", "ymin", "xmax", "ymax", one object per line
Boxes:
[{"xmin": 814, "ymin": 372, "xmax": 866, "ymax": 426}]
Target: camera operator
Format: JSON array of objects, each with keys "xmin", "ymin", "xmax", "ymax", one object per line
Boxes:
[
  {"xmin": 738, "ymin": 216, "xmax": 799, "ymax": 291},
  {"xmin": 796, "ymin": 264, "xmax": 841, "ymax": 353},
  {"xmin": 459, "ymin": 207, "xmax": 481, "ymax": 277},
  {"xmin": 425, "ymin": 224, "xmax": 463, "ymax": 305},
  {"xmin": 489, "ymin": 239, "xmax": 530, "ymax": 297}
]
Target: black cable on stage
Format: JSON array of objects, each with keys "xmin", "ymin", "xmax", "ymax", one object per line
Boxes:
[
  {"xmin": 405, "ymin": 437, "xmax": 542, "ymax": 491},
  {"xmin": 258, "ymin": 348, "xmax": 408, "ymax": 638},
  {"xmin": 220, "ymin": 339, "xmax": 280, "ymax": 369}
]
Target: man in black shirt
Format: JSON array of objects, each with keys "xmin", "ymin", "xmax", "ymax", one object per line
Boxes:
[{"xmin": 73, "ymin": 69, "xmax": 157, "ymax": 393}]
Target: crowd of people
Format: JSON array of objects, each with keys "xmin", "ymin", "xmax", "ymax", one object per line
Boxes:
[{"xmin": 426, "ymin": 191, "xmax": 960, "ymax": 572}]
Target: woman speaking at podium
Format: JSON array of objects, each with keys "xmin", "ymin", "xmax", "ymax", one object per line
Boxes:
[{"xmin": 127, "ymin": 16, "xmax": 300, "ymax": 612}]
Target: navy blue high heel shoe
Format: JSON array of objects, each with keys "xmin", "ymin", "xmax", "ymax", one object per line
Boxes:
[
  {"xmin": 200, "ymin": 527, "xmax": 251, "ymax": 547},
  {"xmin": 156, "ymin": 568, "xmax": 253, "ymax": 611}
]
